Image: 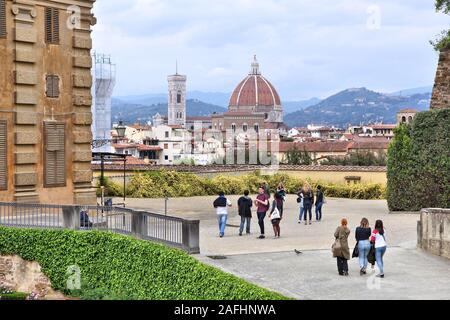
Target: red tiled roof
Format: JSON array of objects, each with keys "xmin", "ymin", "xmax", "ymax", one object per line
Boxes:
[
  {"xmin": 112, "ymin": 144, "xmax": 138, "ymax": 150},
  {"xmin": 348, "ymin": 141, "xmax": 390, "ymax": 150},
  {"xmin": 229, "ymin": 75, "xmax": 281, "ymax": 107},
  {"xmin": 125, "ymin": 156, "xmax": 148, "ymax": 165},
  {"xmin": 279, "ymin": 141, "xmax": 350, "ymax": 153},
  {"xmin": 137, "ymin": 145, "xmax": 163, "ymax": 152},
  {"xmin": 398, "ymin": 108, "xmax": 418, "ymax": 113}
]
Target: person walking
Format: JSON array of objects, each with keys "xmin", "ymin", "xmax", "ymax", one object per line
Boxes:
[
  {"xmin": 371, "ymin": 220, "xmax": 387, "ymax": 278},
  {"xmin": 334, "ymin": 218, "xmax": 351, "ymax": 276},
  {"xmin": 269, "ymin": 192, "xmax": 284, "ymax": 238},
  {"xmin": 297, "ymin": 190, "xmax": 304, "ymax": 224},
  {"xmin": 238, "ymin": 190, "xmax": 253, "ymax": 236},
  {"xmin": 315, "ymin": 185, "xmax": 324, "ymax": 221},
  {"xmin": 300, "ymin": 183, "xmax": 314, "ymax": 225},
  {"xmin": 213, "ymin": 192, "xmax": 232, "ymax": 238},
  {"xmin": 277, "ymin": 182, "xmax": 286, "ymax": 201},
  {"xmin": 355, "ymin": 218, "xmax": 372, "ymax": 275},
  {"xmin": 254, "ymin": 186, "xmax": 270, "ymax": 239}
]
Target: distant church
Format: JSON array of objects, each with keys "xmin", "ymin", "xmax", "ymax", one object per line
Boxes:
[
  {"xmin": 212, "ymin": 56, "xmax": 286, "ymax": 134},
  {"xmin": 153, "ymin": 56, "xmax": 286, "ymax": 134}
]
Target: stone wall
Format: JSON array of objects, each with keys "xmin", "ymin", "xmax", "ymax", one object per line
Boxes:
[
  {"xmin": 0, "ymin": 255, "xmax": 65, "ymax": 299},
  {"xmin": 430, "ymin": 48, "xmax": 450, "ymax": 110},
  {"xmin": 417, "ymin": 208, "xmax": 450, "ymax": 259}
]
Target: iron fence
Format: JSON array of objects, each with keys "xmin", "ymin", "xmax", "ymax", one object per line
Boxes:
[{"xmin": 0, "ymin": 202, "xmax": 199, "ymax": 254}]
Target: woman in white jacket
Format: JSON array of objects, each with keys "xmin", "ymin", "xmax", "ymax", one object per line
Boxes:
[{"xmin": 371, "ymin": 220, "xmax": 387, "ymax": 278}]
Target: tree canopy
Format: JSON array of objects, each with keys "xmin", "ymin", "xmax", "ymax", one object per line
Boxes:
[{"xmin": 432, "ymin": 0, "xmax": 450, "ymax": 51}]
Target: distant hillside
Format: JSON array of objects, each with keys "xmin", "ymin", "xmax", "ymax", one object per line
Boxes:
[
  {"xmin": 283, "ymin": 98, "xmax": 322, "ymax": 114},
  {"xmin": 285, "ymin": 87, "xmax": 431, "ymax": 128},
  {"xmin": 111, "ymin": 99, "xmax": 227, "ymax": 125}
]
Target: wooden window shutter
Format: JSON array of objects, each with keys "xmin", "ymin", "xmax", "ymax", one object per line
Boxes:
[
  {"xmin": 45, "ymin": 7, "xmax": 59, "ymax": 44},
  {"xmin": 0, "ymin": 0, "xmax": 6, "ymax": 38},
  {"xmin": 46, "ymin": 75, "xmax": 59, "ymax": 98},
  {"xmin": 0, "ymin": 120, "xmax": 7, "ymax": 190},
  {"xmin": 52, "ymin": 8, "xmax": 59, "ymax": 43},
  {"xmin": 44, "ymin": 122, "xmax": 66, "ymax": 187}
]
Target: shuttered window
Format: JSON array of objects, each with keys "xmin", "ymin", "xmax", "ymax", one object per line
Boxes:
[
  {"xmin": 0, "ymin": 120, "xmax": 7, "ymax": 190},
  {"xmin": 45, "ymin": 7, "xmax": 59, "ymax": 44},
  {"xmin": 0, "ymin": 0, "xmax": 6, "ymax": 38},
  {"xmin": 44, "ymin": 122, "xmax": 66, "ymax": 187},
  {"xmin": 46, "ymin": 75, "xmax": 60, "ymax": 98}
]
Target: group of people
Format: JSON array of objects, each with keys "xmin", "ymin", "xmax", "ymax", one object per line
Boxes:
[
  {"xmin": 333, "ymin": 218, "xmax": 387, "ymax": 278},
  {"xmin": 213, "ymin": 182, "xmax": 324, "ymax": 239}
]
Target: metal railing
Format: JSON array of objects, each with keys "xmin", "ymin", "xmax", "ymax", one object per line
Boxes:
[{"xmin": 0, "ymin": 202, "xmax": 200, "ymax": 254}]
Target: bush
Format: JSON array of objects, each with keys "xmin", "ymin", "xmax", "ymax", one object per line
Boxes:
[
  {"xmin": 124, "ymin": 170, "xmax": 385, "ymax": 200},
  {"xmin": 0, "ymin": 292, "xmax": 28, "ymax": 300},
  {"xmin": 0, "ymin": 227, "xmax": 287, "ymax": 300},
  {"xmin": 387, "ymin": 109, "xmax": 450, "ymax": 211}
]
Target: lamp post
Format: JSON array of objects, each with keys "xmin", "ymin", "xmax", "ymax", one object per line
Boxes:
[{"xmin": 116, "ymin": 120, "xmax": 126, "ymax": 140}]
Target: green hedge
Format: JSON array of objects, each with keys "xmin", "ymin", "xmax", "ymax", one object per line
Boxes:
[
  {"xmin": 0, "ymin": 292, "xmax": 28, "ymax": 300},
  {"xmin": 102, "ymin": 170, "xmax": 386, "ymax": 200},
  {"xmin": 387, "ymin": 109, "xmax": 450, "ymax": 211},
  {"xmin": 0, "ymin": 227, "xmax": 287, "ymax": 300}
]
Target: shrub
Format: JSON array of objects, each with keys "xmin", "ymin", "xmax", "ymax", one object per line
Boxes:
[
  {"xmin": 387, "ymin": 109, "xmax": 450, "ymax": 211},
  {"xmin": 123, "ymin": 170, "xmax": 385, "ymax": 200},
  {"xmin": 0, "ymin": 227, "xmax": 287, "ymax": 300},
  {"xmin": 0, "ymin": 292, "xmax": 28, "ymax": 300}
]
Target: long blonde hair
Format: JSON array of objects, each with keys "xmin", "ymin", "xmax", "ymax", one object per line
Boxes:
[{"xmin": 302, "ymin": 183, "xmax": 311, "ymax": 193}]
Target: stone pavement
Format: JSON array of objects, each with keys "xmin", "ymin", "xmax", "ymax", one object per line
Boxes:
[{"xmin": 119, "ymin": 195, "xmax": 450, "ymax": 300}]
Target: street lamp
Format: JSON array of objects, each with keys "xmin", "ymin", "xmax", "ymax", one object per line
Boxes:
[{"xmin": 116, "ymin": 120, "xmax": 126, "ymax": 139}]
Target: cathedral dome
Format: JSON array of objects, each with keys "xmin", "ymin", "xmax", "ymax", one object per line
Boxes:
[{"xmin": 229, "ymin": 56, "xmax": 282, "ymax": 108}]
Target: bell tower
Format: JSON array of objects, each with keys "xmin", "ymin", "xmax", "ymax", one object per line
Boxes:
[{"xmin": 167, "ymin": 63, "xmax": 187, "ymax": 127}]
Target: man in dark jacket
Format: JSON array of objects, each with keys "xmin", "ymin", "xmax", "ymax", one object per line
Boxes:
[{"xmin": 238, "ymin": 190, "xmax": 253, "ymax": 236}]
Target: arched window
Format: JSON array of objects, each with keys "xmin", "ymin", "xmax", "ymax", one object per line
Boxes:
[
  {"xmin": 254, "ymin": 124, "xmax": 259, "ymax": 133},
  {"xmin": 243, "ymin": 123, "xmax": 248, "ymax": 132},
  {"xmin": 402, "ymin": 116, "xmax": 406, "ymax": 123},
  {"xmin": 231, "ymin": 124, "xmax": 236, "ymax": 133},
  {"xmin": 177, "ymin": 91, "xmax": 182, "ymax": 104},
  {"xmin": 408, "ymin": 116, "xmax": 413, "ymax": 123},
  {"xmin": 264, "ymin": 113, "xmax": 268, "ymax": 120}
]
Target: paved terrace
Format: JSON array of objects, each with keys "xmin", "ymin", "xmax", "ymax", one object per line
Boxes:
[{"xmin": 118, "ymin": 196, "xmax": 450, "ymax": 300}]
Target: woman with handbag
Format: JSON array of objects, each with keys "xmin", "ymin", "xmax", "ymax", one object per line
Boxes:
[
  {"xmin": 269, "ymin": 192, "xmax": 283, "ymax": 238},
  {"xmin": 333, "ymin": 218, "xmax": 351, "ymax": 276},
  {"xmin": 355, "ymin": 218, "xmax": 372, "ymax": 275},
  {"xmin": 371, "ymin": 220, "xmax": 387, "ymax": 278}
]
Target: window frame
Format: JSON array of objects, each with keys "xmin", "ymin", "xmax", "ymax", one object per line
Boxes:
[
  {"xmin": 43, "ymin": 121, "xmax": 66, "ymax": 188},
  {"xmin": 0, "ymin": 0, "xmax": 7, "ymax": 39}
]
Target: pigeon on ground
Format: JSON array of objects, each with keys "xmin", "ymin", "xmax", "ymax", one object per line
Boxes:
[{"xmin": 294, "ymin": 249, "xmax": 302, "ymax": 255}]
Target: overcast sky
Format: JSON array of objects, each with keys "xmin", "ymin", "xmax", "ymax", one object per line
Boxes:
[{"xmin": 92, "ymin": 0, "xmax": 449, "ymax": 100}]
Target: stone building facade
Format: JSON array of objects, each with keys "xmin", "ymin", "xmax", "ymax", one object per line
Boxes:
[
  {"xmin": 430, "ymin": 48, "xmax": 450, "ymax": 110},
  {"xmin": 0, "ymin": 0, "xmax": 97, "ymax": 204},
  {"xmin": 167, "ymin": 72, "xmax": 187, "ymax": 127}
]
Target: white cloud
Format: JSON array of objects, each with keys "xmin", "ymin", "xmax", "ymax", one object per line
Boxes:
[{"xmin": 91, "ymin": 0, "xmax": 449, "ymax": 99}]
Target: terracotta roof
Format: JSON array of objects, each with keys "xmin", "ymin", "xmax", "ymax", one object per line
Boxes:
[
  {"xmin": 129, "ymin": 124, "xmax": 151, "ymax": 131},
  {"xmin": 112, "ymin": 144, "xmax": 138, "ymax": 150},
  {"xmin": 398, "ymin": 108, "xmax": 418, "ymax": 113},
  {"xmin": 279, "ymin": 141, "xmax": 350, "ymax": 153},
  {"xmin": 137, "ymin": 145, "xmax": 163, "ymax": 152},
  {"xmin": 349, "ymin": 141, "xmax": 390, "ymax": 150},
  {"xmin": 125, "ymin": 156, "xmax": 148, "ymax": 165}
]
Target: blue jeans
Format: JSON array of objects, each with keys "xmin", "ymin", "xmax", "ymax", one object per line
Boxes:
[
  {"xmin": 358, "ymin": 240, "xmax": 371, "ymax": 269},
  {"xmin": 315, "ymin": 202, "xmax": 323, "ymax": 221},
  {"xmin": 239, "ymin": 216, "xmax": 251, "ymax": 234},
  {"xmin": 375, "ymin": 246, "xmax": 387, "ymax": 274},
  {"xmin": 299, "ymin": 206, "xmax": 304, "ymax": 221},
  {"xmin": 218, "ymin": 214, "xmax": 228, "ymax": 236}
]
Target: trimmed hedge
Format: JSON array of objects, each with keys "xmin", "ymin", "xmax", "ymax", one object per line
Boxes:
[
  {"xmin": 122, "ymin": 170, "xmax": 386, "ymax": 200},
  {"xmin": 0, "ymin": 227, "xmax": 287, "ymax": 300},
  {"xmin": 387, "ymin": 109, "xmax": 450, "ymax": 211}
]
